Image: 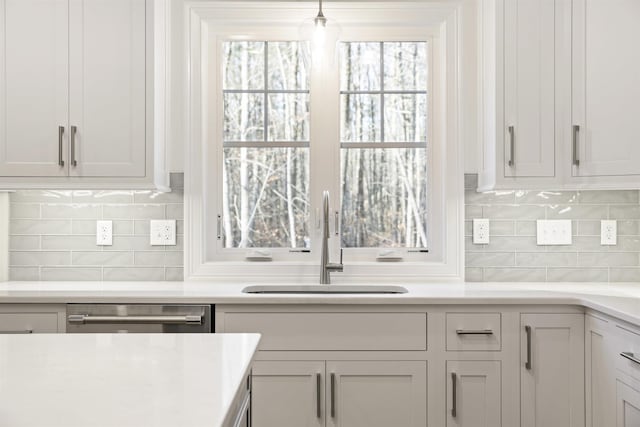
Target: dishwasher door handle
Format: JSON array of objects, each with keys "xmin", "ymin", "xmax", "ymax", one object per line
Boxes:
[{"xmin": 68, "ymin": 314, "xmax": 203, "ymax": 325}]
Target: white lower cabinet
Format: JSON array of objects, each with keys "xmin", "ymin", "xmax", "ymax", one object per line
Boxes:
[
  {"xmin": 326, "ymin": 361, "xmax": 427, "ymax": 427},
  {"xmin": 0, "ymin": 305, "xmax": 65, "ymax": 333},
  {"xmin": 446, "ymin": 361, "xmax": 501, "ymax": 427},
  {"xmin": 251, "ymin": 360, "xmax": 427, "ymax": 427},
  {"xmin": 616, "ymin": 380, "xmax": 640, "ymax": 427},
  {"xmin": 252, "ymin": 361, "xmax": 324, "ymax": 427},
  {"xmin": 585, "ymin": 315, "xmax": 616, "ymax": 427},
  {"xmin": 521, "ymin": 314, "xmax": 585, "ymax": 427}
]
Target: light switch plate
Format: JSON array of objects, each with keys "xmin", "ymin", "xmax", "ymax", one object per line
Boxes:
[
  {"xmin": 601, "ymin": 220, "xmax": 617, "ymax": 245},
  {"xmin": 150, "ymin": 220, "xmax": 177, "ymax": 246},
  {"xmin": 536, "ymin": 220, "xmax": 572, "ymax": 245},
  {"xmin": 473, "ymin": 218, "xmax": 490, "ymax": 244},
  {"xmin": 96, "ymin": 220, "xmax": 113, "ymax": 246}
]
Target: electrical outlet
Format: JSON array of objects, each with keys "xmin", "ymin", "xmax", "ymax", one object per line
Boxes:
[
  {"xmin": 601, "ymin": 220, "xmax": 617, "ymax": 245},
  {"xmin": 150, "ymin": 220, "xmax": 177, "ymax": 246},
  {"xmin": 536, "ymin": 220, "xmax": 572, "ymax": 245},
  {"xmin": 96, "ymin": 220, "xmax": 113, "ymax": 246},
  {"xmin": 473, "ymin": 218, "xmax": 490, "ymax": 244}
]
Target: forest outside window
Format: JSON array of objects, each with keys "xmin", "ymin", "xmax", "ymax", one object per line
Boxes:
[
  {"xmin": 340, "ymin": 42, "xmax": 428, "ymax": 249},
  {"xmin": 222, "ymin": 41, "xmax": 311, "ymax": 249}
]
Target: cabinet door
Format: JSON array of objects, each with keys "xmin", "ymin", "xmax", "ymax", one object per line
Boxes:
[
  {"xmin": 617, "ymin": 380, "xmax": 640, "ymax": 427},
  {"xmin": 572, "ymin": 0, "xmax": 640, "ymax": 176},
  {"xmin": 251, "ymin": 361, "xmax": 324, "ymax": 427},
  {"xmin": 521, "ymin": 314, "xmax": 584, "ymax": 427},
  {"xmin": 586, "ymin": 315, "xmax": 615, "ymax": 427},
  {"xmin": 326, "ymin": 360, "xmax": 427, "ymax": 427},
  {"xmin": 446, "ymin": 361, "xmax": 500, "ymax": 427},
  {"xmin": 68, "ymin": 0, "xmax": 146, "ymax": 177},
  {"xmin": 0, "ymin": 0, "xmax": 68, "ymax": 177},
  {"xmin": 503, "ymin": 0, "xmax": 555, "ymax": 177}
]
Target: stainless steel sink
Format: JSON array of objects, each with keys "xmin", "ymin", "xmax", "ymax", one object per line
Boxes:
[{"xmin": 242, "ymin": 285, "xmax": 408, "ymax": 294}]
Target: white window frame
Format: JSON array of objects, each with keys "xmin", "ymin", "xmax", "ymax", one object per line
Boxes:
[{"xmin": 184, "ymin": 2, "xmax": 465, "ymax": 282}]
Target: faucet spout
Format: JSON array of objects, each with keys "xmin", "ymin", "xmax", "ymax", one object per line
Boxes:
[{"xmin": 320, "ymin": 191, "xmax": 343, "ymax": 284}]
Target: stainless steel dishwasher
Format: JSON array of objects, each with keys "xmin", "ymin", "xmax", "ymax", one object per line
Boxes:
[{"xmin": 66, "ymin": 304, "xmax": 212, "ymax": 333}]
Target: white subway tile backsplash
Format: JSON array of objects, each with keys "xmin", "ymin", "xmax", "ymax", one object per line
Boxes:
[
  {"xmin": 577, "ymin": 252, "xmax": 639, "ymax": 267},
  {"xmin": 464, "ymin": 174, "xmax": 640, "ymax": 282},
  {"xmin": 11, "ymin": 220, "xmax": 72, "ymax": 235},
  {"xmin": 515, "ymin": 191, "xmax": 579, "ymax": 205},
  {"xmin": 103, "ymin": 267, "xmax": 166, "ymax": 281},
  {"xmin": 41, "ymin": 204, "xmax": 100, "ymax": 219},
  {"xmin": 10, "ymin": 251, "xmax": 71, "ymax": 266},
  {"xmin": 546, "ymin": 268, "xmax": 609, "ymax": 282},
  {"xmin": 72, "ymin": 251, "xmax": 134, "ymax": 266},
  {"xmin": 41, "ymin": 267, "xmax": 103, "ymax": 281},
  {"xmin": 9, "ymin": 236, "xmax": 40, "ymax": 250},
  {"xmin": 9, "ymin": 267, "xmax": 40, "ymax": 281},
  {"xmin": 9, "ymin": 187, "xmax": 184, "ymax": 281},
  {"xmin": 516, "ymin": 252, "xmax": 578, "ymax": 267},
  {"xmin": 10, "ymin": 203, "xmax": 40, "ymax": 219},
  {"xmin": 483, "ymin": 268, "xmax": 547, "ymax": 282}
]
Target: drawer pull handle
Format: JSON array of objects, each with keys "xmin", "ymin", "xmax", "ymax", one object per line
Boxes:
[
  {"xmin": 456, "ymin": 329, "xmax": 494, "ymax": 335},
  {"xmin": 68, "ymin": 314, "xmax": 203, "ymax": 325},
  {"xmin": 451, "ymin": 372, "xmax": 457, "ymax": 418},
  {"xmin": 58, "ymin": 126, "xmax": 65, "ymax": 166},
  {"xmin": 316, "ymin": 373, "xmax": 321, "ymax": 419},
  {"xmin": 330, "ymin": 373, "xmax": 336, "ymax": 418},
  {"xmin": 572, "ymin": 125, "xmax": 580, "ymax": 167},
  {"xmin": 508, "ymin": 125, "xmax": 515, "ymax": 167},
  {"xmin": 70, "ymin": 125, "xmax": 78, "ymax": 167},
  {"xmin": 621, "ymin": 352, "xmax": 640, "ymax": 365},
  {"xmin": 525, "ymin": 325, "xmax": 532, "ymax": 370},
  {"xmin": 1, "ymin": 329, "xmax": 33, "ymax": 334}
]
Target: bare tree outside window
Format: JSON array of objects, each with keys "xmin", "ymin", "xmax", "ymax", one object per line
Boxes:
[
  {"xmin": 340, "ymin": 41, "xmax": 428, "ymax": 248},
  {"xmin": 222, "ymin": 41, "xmax": 310, "ymax": 248}
]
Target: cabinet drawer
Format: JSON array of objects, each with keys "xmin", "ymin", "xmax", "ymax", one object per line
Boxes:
[
  {"xmin": 223, "ymin": 312, "xmax": 427, "ymax": 351},
  {"xmin": 0, "ymin": 313, "xmax": 58, "ymax": 333},
  {"xmin": 446, "ymin": 313, "xmax": 501, "ymax": 351},
  {"xmin": 616, "ymin": 326, "xmax": 640, "ymax": 382}
]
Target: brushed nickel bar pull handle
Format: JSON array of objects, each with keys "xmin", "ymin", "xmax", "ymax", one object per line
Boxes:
[
  {"xmin": 525, "ymin": 325, "xmax": 532, "ymax": 370},
  {"xmin": 217, "ymin": 214, "xmax": 222, "ymax": 240},
  {"xmin": 70, "ymin": 125, "xmax": 78, "ymax": 167},
  {"xmin": 330, "ymin": 373, "xmax": 336, "ymax": 418},
  {"xmin": 451, "ymin": 372, "xmax": 457, "ymax": 418},
  {"xmin": 68, "ymin": 314, "xmax": 203, "ymax": 325},
  {"xmin": 508, "ymin": 125, "xmax": 515, "ymax": 167},
  {"xmin": 58, "ymin": 126, "xmax": 65, "ymax": 166},
  {"xmin": 572, "ymin": 125, "xmax": 580, "ymax": 167},
  {"xmin": 1, "ymin": 329, "xmax": 33, "ymax": 334},
  {"xmin": 334, "ymin": 211, "xmax": 339, "ymax": 236},
  {"xmin": 316, "ymin": 373, "xmax": 322, "ymax": 419},
  {"xmin": 456, "ymin": 329, "xmax": 494, "ymax": 335},
  {"xmin": 621, "ymin": 352, "xmax": 640, "ymax": 365}
]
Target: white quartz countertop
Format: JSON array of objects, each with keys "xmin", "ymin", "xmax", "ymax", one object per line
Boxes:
[
  {"xmin": 0, "ymin": 281, "xmax": 640, "ymax": 326},
  {"xmin": 0, "ymin": 333, "xmax": 260, "ymax": 427}
]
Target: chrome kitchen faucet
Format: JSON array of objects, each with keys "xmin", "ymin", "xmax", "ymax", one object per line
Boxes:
[{"xmin": 320, "ymin": 191, "xmax": 343, "ymax": 284}]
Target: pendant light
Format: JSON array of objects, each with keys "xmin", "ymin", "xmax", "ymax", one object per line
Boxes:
[{"xmin": 314, "ymin": 0, "xmax": 327, "ymax": 28}]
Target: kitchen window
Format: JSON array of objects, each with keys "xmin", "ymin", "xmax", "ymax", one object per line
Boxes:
[{"xmin": 187, "ymin": 3, "xmax": 463, "ymax": 280}]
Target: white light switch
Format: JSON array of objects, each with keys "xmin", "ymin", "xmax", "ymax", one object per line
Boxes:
[
  {"xmin": 537, "ymin": 220, "xmax": 572, "ymax": 245},
  {"xmin": 150, "ymin": 220, "xmax": 177, "ymax": 246},
  {"xmin": 96, "ymin": 221, "xmax": 112, "ymax": 246},
  {"xmin": 473, "ymin": 219, "xmax": 490, "ymax": 244},
  {"xmin": 601, "ymin": 220, "xmax": 617, "ymax": 245}
]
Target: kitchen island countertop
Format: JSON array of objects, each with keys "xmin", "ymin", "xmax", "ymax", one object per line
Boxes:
[{"xmin": 0, "ymin": 333, "xmax": 260, "ymax": 427}]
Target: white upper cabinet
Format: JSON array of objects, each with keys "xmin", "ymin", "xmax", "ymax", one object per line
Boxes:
[
  {"xmin": 0, "ymin": 0, "xmax": 69, "ymax": 177},
  {"xmin": 479, "ymin": 0, "xmax": 640, "ymax": 190},
  {"xmin": 571, "ymin": 0, "xmax": 640, "ymax": 178},
  {"xmin": 68, "ymin": 0, "xmax": 146, "ymax": 177},
  {"xmin": 503, "ymin": 0, "xmax": 556, "ymax": 178},
  {"xmin": 0, "ymin": 0, "xmax": 163, "ymax": 188}
]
